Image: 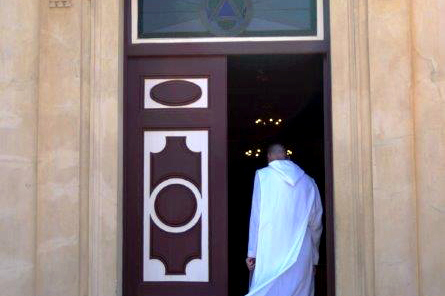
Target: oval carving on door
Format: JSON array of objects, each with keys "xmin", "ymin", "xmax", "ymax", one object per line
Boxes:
[
  {"xmin": 150, "ymin": 80, "xmax": 202, "ymax": 106},
  {"xmin": 154, "ymin": 184, "xmax": 198, "ymax": 227}
]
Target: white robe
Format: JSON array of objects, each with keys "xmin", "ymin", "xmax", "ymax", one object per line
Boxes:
[{"xmin": 247, "ymin": 160, "xmax": 323, "ymax": 296}]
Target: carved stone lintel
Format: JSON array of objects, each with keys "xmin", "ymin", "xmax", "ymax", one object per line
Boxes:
[{"xmin": 49, "ymin": 0, "xmax": 71, "ymax": 8}]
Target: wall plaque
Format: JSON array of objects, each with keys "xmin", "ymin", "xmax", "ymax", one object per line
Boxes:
[{"xmin": 49, "ymin": 0, "xmax": 71, "ymax": 8}]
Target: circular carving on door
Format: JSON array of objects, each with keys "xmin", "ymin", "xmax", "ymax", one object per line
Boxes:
[
  {"xmin": 154, "ymin": 184, "xmax": 198, "ymax": 227},
  {"xmin": 149, "ymin": 178, "xmax": 202, "ymax": 233},
  {"xmin": 150, "ymin": 80, "xmax": 202, "ymax": 106}
]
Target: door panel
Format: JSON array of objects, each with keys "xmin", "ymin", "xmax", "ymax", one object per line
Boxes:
[
  {"xmin": 124, "ymin": 57, "xmax": 228, "ymax": 296},
  {"xmin": 144, "ymin": 130, "xmax": 208, "ymax": 281}
]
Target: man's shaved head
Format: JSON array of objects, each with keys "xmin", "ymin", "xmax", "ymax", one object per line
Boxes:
[
  {"xmin": 267, "ymin": 143, "xmax": 285, "ymax": 155},
  {"xmin": 267, "ymin": 143, "xmax": 286, "ymax": 162}
]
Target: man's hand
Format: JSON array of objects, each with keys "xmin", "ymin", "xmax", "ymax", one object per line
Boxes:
[{"xmin": 246, "ymin": 257, "xmax": 256, "ymax": 271}]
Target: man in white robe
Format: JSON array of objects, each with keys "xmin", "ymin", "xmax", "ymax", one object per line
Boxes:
[{"xmin": 245, "ymin": 144, "xmax": 323, "ymax": 296}]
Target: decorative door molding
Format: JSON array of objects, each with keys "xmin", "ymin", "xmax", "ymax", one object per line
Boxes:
[
  {"xmin": 143, "ymin": 131, "xmax": 209, "ymax": 281},
  {"xmin": 145, "ymin": 78, "xmax": 208, "ymax": 109}
]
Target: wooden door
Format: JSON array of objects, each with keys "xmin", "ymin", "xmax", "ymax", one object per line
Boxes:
[{"xmin": 124, "ymin": 56, "xmax": 228, "ymax": 296}]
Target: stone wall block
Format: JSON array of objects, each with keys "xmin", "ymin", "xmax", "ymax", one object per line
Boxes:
[
  {"xmin": 368, "ymin": 0, "xmax": 419, "ymax": 295},
  {"xmin": 412, "ymin": 0, "xmax": 445, "ymax": 295},
  {"xmin": 0, "ymin": 0, "xmax": 40, "ymax": 295},
  {"xmin": 36, "ymin": 1, "xmax": 82, "ymax": 296}
]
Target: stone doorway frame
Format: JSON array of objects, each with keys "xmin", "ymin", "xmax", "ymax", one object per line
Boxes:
[{"xmin": 87, "ymin": 1, "xmax": 374, "ymax": 295}]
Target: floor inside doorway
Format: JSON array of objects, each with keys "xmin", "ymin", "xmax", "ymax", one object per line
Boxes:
[{"xmin": 227, "ymin": 55, "xmax": 327, "ymax": 296}]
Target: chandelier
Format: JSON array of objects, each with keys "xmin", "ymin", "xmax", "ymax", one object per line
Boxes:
[
  {"xmin": 254, "ymin": 118, "xmax": 282, "ymax": 126},
  {"xmin": 244, "ymin": 148, "xmax": 293, "ymax": 158}
]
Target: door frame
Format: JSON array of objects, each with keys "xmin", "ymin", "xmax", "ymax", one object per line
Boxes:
[{"xmin": 123, "ymin": 1, "xmax": 335, "ymax": 296}]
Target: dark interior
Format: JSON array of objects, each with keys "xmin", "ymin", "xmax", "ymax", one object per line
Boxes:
[{"xmin": 228, "ymin": 55, "xmax": 327, "ymax": 296}]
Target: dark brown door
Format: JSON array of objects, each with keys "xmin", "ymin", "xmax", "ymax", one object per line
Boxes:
[{"xmin": 124, "ymin": 56, "xmax": 228, "ymax": 296}]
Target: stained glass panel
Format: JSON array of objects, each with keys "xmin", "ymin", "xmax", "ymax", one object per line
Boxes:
[{"xmin": 138, "ymin": 0, "xmax": 318, "ymax": 38}]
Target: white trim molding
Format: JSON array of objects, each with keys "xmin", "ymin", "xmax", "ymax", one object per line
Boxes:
[{"xmin": 149, "ymin": 178, "xmax": 203, "ymax": 233}]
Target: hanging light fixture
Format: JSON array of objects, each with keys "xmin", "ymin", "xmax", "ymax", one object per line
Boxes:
[
  {"xmin": 254, "ymin": 117, "xmax": 283, "ymax": 126},
  {"xmin": 244, "ymin": 148, "xmax": 262, "ymax": 158},
  {"xmin": 244, "ymin": 147, "xmax": 292, "ymax": 158}
]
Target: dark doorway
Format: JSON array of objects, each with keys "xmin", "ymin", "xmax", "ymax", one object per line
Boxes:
[{"xmin": 228, "ymin": 55, "xmax": 327, "ymax": 296}]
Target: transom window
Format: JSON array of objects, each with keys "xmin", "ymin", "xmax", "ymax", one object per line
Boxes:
[{"xmin": 136, "ymin": 0, "xmax": 321, "ymax": 40}]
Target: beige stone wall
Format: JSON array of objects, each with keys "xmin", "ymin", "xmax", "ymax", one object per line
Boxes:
[
  {"xmin": 412, "ymin": 1, "xmax": 445, "ymax": 295},
  {"xmin": 368, "ymin": 0, "xmax": 419, "ymax": 295},
  {"xmin": 0, "ymin": 0, "xmax": 39, "ymax": 295},
  {"xmin": 0, "ymin": 1, "xmax": 121, "ymax": 296},
  {"xmin": 36, "ymin": 1, "xmax": 86, "ymax": 295},
  {"xmin": 331, "ymin": 0, "xmax": 445, "ymax": 296},
  {"xmin": 330, "ymin": 0, "xmax": 375, "ymax": 293},
  {"xmin": 0, "ymin": 0, "xmax": 444, "ymax": 296}
]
